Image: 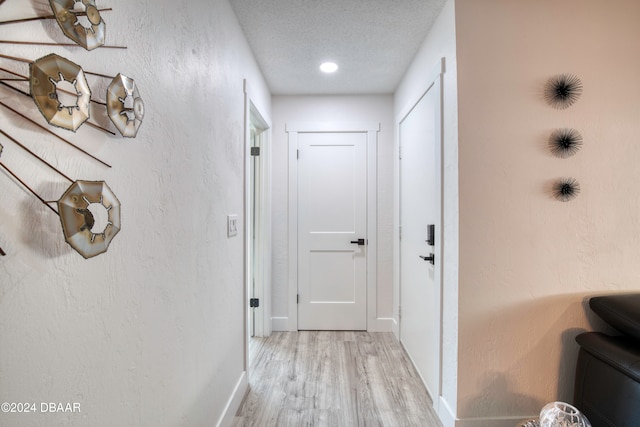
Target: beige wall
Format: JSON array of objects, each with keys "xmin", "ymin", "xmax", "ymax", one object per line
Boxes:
[
  {"xmin": 455, "ymin": 0, "xmax": 640, "ymax": 425},
  {"xmin": 0, "ymin": 1, "xmax": 270, "ymax": 426}
]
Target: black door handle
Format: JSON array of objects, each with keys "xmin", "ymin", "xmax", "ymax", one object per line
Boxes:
[
  {"xmin": 350, "ymin": 238, "xmax": 367, "ymax": 246},
  {"xmin": 419, "ymin": 254, "xmax": 435, "ymax": 264}
]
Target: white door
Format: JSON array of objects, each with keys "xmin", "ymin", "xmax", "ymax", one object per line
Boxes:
[
  {"xmin": 399, "ymin": 77, "xmax": 442, "ymax": 401},
  {"xmin": 297, "ymin": 131, "xmax": 367, "ymax": 330}
]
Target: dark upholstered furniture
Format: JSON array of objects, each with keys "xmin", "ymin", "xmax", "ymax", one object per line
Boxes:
[{"xmin": 574, "ymin": 294, "xmax": 640, "ymax": 427}]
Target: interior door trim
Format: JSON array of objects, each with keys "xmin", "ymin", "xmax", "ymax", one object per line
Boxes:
[
  {"xmin": 287, "ymin": 121, "xmax": 379, "ymax": 331},
  {"xmin": 395, "ymin": 57, "xmax": 445, "ymax": 408}
]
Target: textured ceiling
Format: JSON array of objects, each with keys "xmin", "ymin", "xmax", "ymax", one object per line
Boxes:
[{"xmin": 229, "ymin": 0, "xmax": 447, "ymax": 95}]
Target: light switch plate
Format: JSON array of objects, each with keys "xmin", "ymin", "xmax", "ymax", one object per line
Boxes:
[{"xmin": 227, "ymin": 215, "xmax": 238, "ymax": 237}]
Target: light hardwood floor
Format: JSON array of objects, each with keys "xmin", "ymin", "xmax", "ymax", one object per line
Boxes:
[{"xmin": 232, "ymin": 331, "xmax": 443, "ymax": 427}]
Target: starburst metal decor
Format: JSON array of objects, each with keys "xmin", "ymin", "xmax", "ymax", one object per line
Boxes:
[
  {"xmin": 544, "ymin": 74, "xmax": 583, "ymax": 110},
  {"xmin": 549, "ymin": 128, "xmax": 583, "ymax": 158},
  {"xmin": 553, "ymin": 177, "xmax": 581, "ymax": 202}
]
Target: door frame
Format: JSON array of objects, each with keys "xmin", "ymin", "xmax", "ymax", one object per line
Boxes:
[
  {"xmin": 287, "ymin": 122, "xmax": 379, "ymax": 331},
  {"xmin": 395, "ymin": 58, "xmax": 445, "ymax": 409},
  {"xmin": 249, "ymin": 110, "xmax": 270, "ymax": 338},
  {"xmin": 243, "ymin": 80, "xmax": 272, "ymax": 372}
]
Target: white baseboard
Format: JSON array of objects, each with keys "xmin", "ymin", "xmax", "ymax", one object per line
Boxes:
[
  {"xmin": 273, "ymin": 316, "xmax": 398, "ymax": 333},
  {"xmin": 367, "ymin": 317, "xmax": 395, "ymax": 332},
  {"xmin": 216, "ymin": 371, "xmax": 248, "ymax": 427},
  {"xmin": 391, "ymin": 317, "xmax": 399, "ymax": 338},
  {"xmin": 453, "ymin": 415, "xmax": 538, "ymax": 427},
  {"xmin": 271, "ymin": 317, "xmax": 289, "ymax": 331},
  {"xmin": 438, "ymin": 396, "xmax": 456, "ymax": 427}
]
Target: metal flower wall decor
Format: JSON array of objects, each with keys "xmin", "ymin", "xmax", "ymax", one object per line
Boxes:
[
  {"xmin": 107, "ymin": 73, "xmax": 145, "ymax": 138},
  {"xmin": 58, "ymin": 180, "xmax": 121, "ymax": 258},
  {"xmin": 49, "ymin": 0, "xmax": 106, "ymax": 51},
  {"xmin": 30, "ymin": 53, "xmax": 92, "ymax": 132},
  {"xmin": 0, "ymin": 135, "xmax": 121, "ymax": 258},
  {"xmin": 0, "ymin": 52, "xmax": 146, "ymax": 138},
  {"xmin": 0, "ymin": 1, "xmax": 122, "ymax": 50},
  {"xmin": 0, "ymin": 1, "xmax": 145, "ymax": 259},
  {"xmin": 0, "ymin": 2, "xmax": 144, "ymax": 138}
]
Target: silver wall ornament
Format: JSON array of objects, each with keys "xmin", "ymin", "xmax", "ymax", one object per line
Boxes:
[
  {"xmin": 1, "ymin": 53, "xmax": 144, "ymax": 139},
  {"xmin": 0, "ymin": 133, "xmax": 121, "ymax": 258},
  {"xmin": 107, "ymin": 74, "xmax": 145, "ymax": 138},
  {"xmin": 49, "ymin": 0, "xmax": 106, "ymax": 51},
  {"xmin": 30, "ymin": 53, "xmax": 91, "ymax": 132},
  {"xmin": 0, "ymin": 4, "xmax": 124, "ymax": 49},
  {"xmin": 58, "ymin": 180, "xmax": 121, "ymax": 259}
]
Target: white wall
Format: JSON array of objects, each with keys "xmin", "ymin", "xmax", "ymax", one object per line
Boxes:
[
  {"xmin": 393, "ymin": 0, "xmax": 459, "ymax": 424},
  {"xmin": 270, "ymin": 95, "xmax": 394, "ymax": 331},
  {"xmin": 0, "ymin": 1, "xmax": 270, "ymax": 426},
  {"xmin": 455, "ymin": 0, "xmax": 640, "ymax": 425}
]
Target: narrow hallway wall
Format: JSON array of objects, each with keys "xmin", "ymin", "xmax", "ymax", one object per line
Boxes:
[{"xmin": 0, "ymin": 1, "xmax": 270, "ymax": 426}]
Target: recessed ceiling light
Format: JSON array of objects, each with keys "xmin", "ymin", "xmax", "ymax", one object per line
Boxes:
[{"xmin": 320, "ymin": 62, "xmax": 338, "ymax": 73}]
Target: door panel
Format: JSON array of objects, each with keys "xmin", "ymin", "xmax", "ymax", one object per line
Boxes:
[
  {"xmin": 298, "ymin": 132, "xmax": 367, "ymax": 330},
  {"xmin": 399, "ymin": 80, "xmax": 442, "ymax": 400}
]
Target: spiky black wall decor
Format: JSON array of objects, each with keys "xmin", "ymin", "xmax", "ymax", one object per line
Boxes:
[
  {"xmin": 553, "ymin": 177, "xmax": 580, "ymax": 202},
  {"xmin": 549, "ymin": 128, "xmax": 583, "ymax": 158},
  {"xmin": 544, "ymin": 74, "xmax": 583, "ymax": 109}
]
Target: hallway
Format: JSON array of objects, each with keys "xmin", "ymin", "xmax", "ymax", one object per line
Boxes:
[{"xmin": 233, "ymin": 331, "xmax": 443, "ymax": 426}]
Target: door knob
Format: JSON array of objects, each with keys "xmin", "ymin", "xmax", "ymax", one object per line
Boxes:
[
  {"xmin": 419, "ymin": 254, "xmax": 435, "ymax": 265},
  {"xmin": 350, "ymin": 238, "xmax": 367, "ymax": 246}
]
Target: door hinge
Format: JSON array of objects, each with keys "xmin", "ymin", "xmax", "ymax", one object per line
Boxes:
[
  {"xmin": 251, "ymin": 147, "xmax": 260, "ymax": 156},
  {"xmin": 399, "ymin": 225, "xmax": 402, "ymax": 240},
  {"xmin": 249, "ymin": 298, "xmax": 260, "ymax": 308},
  {"xmin": 297, "ymin": 149, "xmax": 300, "ymax": 159},
  {"xmin": 399, "ymin": 146, "xmax": 402, "ymax": 160},
  {"xmin": 297, "ymin": 294, "xmax": 299, "ymax": 304}
]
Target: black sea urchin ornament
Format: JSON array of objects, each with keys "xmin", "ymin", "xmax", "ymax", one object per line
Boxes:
[
  {"xmin": 553, "ymin": 177, "xmax": 580, "ymax": 202},
  {"xmin": 549, "ymin": 128, "xmax": 583, "ymax": 158},
  {"xmin": 544, "ymin": 74, "xmax": 583, "ymax": 109}
]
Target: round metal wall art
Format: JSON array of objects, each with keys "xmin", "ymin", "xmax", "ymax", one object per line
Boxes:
[
  {"xmin": 549, "ymin": 128, "xmax": 583, "ymax": 158},
  {"xmin": 107, "ymin": 74, "xmax": 145, "ymax": 138},
  {"xmin": 0, "ymin": 4, "xmax": 142, "ymax": 260},
  {"xmin": 30, "ymin": 53, "xmax": 91, "ymax": 132},
  {"xmin": 57, "ymin": 180, "xmax": 121, "ymax": 259},
  {"xmin": 49, "ymin": 0, "xmax": 106, "ymax": 51},
  {"xmin": 544, "ymin": 73, "xmax": 583, "ymax": 110},
  {"xmin": 553, "ymin": 177, "xmax": 580, "ymax": 202}
]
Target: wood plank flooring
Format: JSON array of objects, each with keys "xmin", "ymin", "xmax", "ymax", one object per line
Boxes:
[{"xmin": 232, "ymin": 331, "xmax": 443, "ymax": 427}]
